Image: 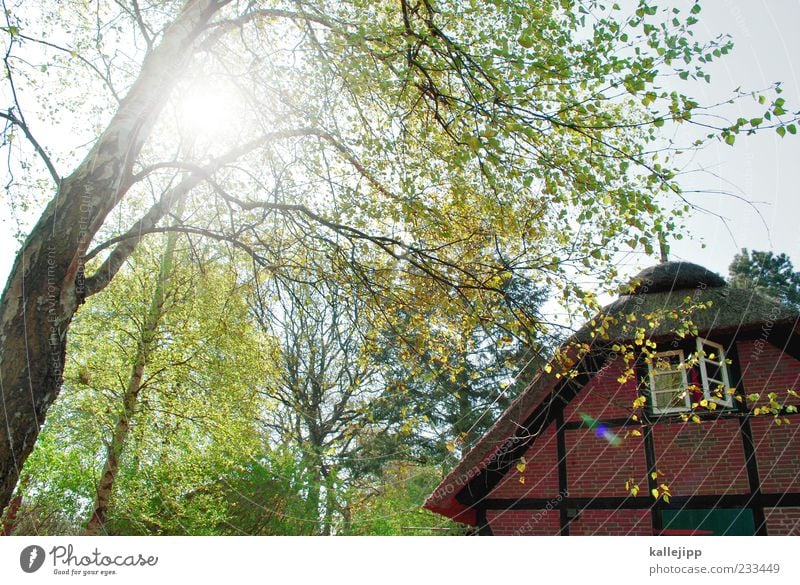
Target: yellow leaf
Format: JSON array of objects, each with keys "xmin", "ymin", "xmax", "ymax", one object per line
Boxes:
[
  {"xmin": 518, "ymin": 476, "xmax": 525, "ymax": 484},
  {"xmin": 650, "ymin": 471, "xmax": 658, "ymax": 480},
  {"xmin": 630, "ymin": 429, "xmax": 642, "ymax": 437},
  {"xmin": 651, "ymin": 488, "xmax": 659, "ymax": 499},
  {"xmin": 691, "ymin": 415, "xmax": 701, "ymax": 424},
  {"xmin": 516, "ymin": 462, "xmax": 526, "ymax": 473},
  {"xmin": 544, "ymin": 364, "xmax": 552, "ymax": 374}
]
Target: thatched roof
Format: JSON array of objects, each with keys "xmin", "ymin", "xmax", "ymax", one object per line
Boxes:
[
  {"xmin": 424, "ymin": 261, "xmax": 800, "ymax": 524},
  {"xmin": 577, "ymin": 261, "xmax": 798, "ymax": 343},
  {"xmin": 627, "ymin": 261, "xmax": 726, "ymax": 294}
]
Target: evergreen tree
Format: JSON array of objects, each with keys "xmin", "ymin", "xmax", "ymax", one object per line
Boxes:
[{"xmin": 729, "ymin": 249, "xmax": 800, "ymax": 308}]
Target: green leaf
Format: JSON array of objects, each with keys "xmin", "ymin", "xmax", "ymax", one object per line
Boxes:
[
  {"xmin": 690, "ymin": 3, "xmax": 701, "ymax": 15},
  {"xmin": 724, "ymin": 134, "xmax": 735, "ymax": 146},
  {"xmin": 776, "ymin": 126, "xmax": 786, "ymax": 138}
]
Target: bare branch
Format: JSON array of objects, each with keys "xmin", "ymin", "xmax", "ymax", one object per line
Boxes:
[
  {"xmin": 14, "ymin": 32, "xmax": 121, "ymax": 103},
  {"xmin": 112, "ymin": 0, "xmax": 154, "ymax": 53},
  {"xmin": 84, "ymin": 128, "xmax": 318, "ymax": 297},
  {"xmin": 0, "ymin": 111, "xmax": 60, "ymax": 184},
  {"xmin": 199, "ymin": 7, "xmax": 340, "ymax": 52}
]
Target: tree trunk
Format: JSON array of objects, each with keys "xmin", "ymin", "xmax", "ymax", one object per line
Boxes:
[
  {"xmin": 321, "ymin": 471, "xmax": 336, "ymax": 536},
  {"xmin": 84, "ymin": 205, "xmax": 182, "ymax": 535},
  {"xmin": 0, "ymin": 0, "xmax": 222, "ymax": 513},
  {"xmin": 1, "ymin": 494, "xmax": 23, "ymax": 536}
]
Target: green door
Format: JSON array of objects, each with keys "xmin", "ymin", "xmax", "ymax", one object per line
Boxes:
[{"xmin": 662, "ymin": 508, "xmax": 756, "ymax": 535}]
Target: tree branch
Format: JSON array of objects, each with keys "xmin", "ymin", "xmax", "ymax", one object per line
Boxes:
[
  {"xmin": 0, "ymin": 110, "xmax": 60, "ymax": 184},
  {"xmin": 83, "ymin": 127, "xmax": 318, "ymax": 297},
  {"xmin": 199, "ymin": 7, "xmax": 341, "ymax": 52}
]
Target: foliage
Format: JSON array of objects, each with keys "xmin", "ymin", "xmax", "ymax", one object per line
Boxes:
[
  {"xmin": 371, "ymin": 275, "xmax": 553, "ymax": 458},
  {"xmin": 344, "ymin": 463, "xmax": 465, "ymax": 536},
  {"xmin": 729, "ymin": 248, "xmax": 800, "ymax": 308},
  {"xmin": 10, "ymin": 241, "xmax": 280, "ymax": 534}
]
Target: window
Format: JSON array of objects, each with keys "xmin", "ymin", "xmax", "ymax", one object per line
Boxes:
[
  {"xmin": 647, "ymin": 338, "xmax": 733, "ymax": 414},
  {"xmin": 648, "ymin": 350, "xmax": 690, "ymax": 414},
  {"xmin": 696, "ymin": 337, "xmax": 733, "ymax": 408}
]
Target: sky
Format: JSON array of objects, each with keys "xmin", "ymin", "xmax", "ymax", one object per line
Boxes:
[
  {"xmin": 656, "ymin": 0, "xmax": 800, "ymax": 276},
  {"xmin": 1, "ymin": 0, "xmax": 799, "ymax": 291}
]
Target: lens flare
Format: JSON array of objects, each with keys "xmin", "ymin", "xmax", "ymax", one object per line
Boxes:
[
  {"xmin": 176, "ymin": 81, "xmax": 242, "ymax": 141},
  {"xmin": 579, "ymin": 413, "xmax": 622, "ymax": 446}
]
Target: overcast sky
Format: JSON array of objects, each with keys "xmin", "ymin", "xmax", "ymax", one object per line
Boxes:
[
  {"xmin": 1, "ymin": 0, "xmax": 799, "ymax": 289},
  {"xmin": 657, "ymin": 0, "xmax": 800, "ymax": 277}
]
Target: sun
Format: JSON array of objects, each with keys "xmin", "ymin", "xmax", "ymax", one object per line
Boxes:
[{"xmin": 176, "ymin": 80, "xmax": 243, "ymax": 142}]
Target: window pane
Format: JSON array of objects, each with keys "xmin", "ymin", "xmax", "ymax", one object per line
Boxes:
[
  {"xmin": 653, "ymin": 354, "xmax": 682, "ymax": 370},
  {"xmin": 654, "ymin": 390, "xmax": 687, "ymax": 410},
  {"xmin": 705, "ymin": 362, "xmax": 724, "ymax": 383},
  {"xmin": 653, "ymin": 370, "xmax": 683, "ymax": 390}
]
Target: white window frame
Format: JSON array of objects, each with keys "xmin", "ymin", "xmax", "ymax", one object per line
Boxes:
[
  {"xmin": 648, "ymin": 350, "xmax": 691, "ymax": 414},
  {"xmin": 696, "ymin": 337, "xmax": 733, "ymax": 408}
]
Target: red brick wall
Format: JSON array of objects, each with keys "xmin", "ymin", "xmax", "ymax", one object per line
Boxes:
[
  {"xmin": 651, "ymin": 419, "xmax": 749, "ymax": 495},
  {"xmin": 568, "ymin": 509, "xmax": 652, "ymax": 536},
  {"xmin": 750, "ymin": 417, "xmax": 800, "ymax": 493},
  {"xmin": 479, "ymin": 334, "xmax": 800, "ymax": 536},
  {"xmin": 564, "ymin": 358, "xmax": 639, "ymax": 423},
  {"xmin": 489, "ymin": 425, "xmax": 559, "ymax": 499},
  {"xmin": 764, "ymin": 507, "xmax": 800, "ymax": 535},
  {"xmin": 487, "ymin": 509, "xmax": 560, "ymax": 535},
  {"xmin": 737, "ymin": 339, "xmax": 800, "ymax": 409},
  {"xmin": 565, "ymin": 427, "xmax": 648, "ymax": 498}
]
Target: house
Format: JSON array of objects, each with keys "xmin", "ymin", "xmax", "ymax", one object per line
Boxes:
[{"xmin": 424, "ymin": 261, "xmax": 800, "ymax": 535}]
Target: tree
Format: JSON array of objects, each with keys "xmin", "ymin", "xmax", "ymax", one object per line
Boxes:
[
  {"xmin": 84, "ymin": 209, "xmax": 184, "ymax": 535},
  {"xmin": 252, "ymin": 275, "xmax": 387, "ymax": 534},
  {"xmin": 729, "ymin": 249, "xmax": 800, "ymax": 308},
  {"xmin": 372, "ymin": 275, "xmax": 554, "ymax": 457},
  {"xmin": 1, "ymin": 0, "xmax": 796, "ymax": 511},
  {"xmin": 2, "ymin": 241, "xmax": 275, "ymax": 534}
]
